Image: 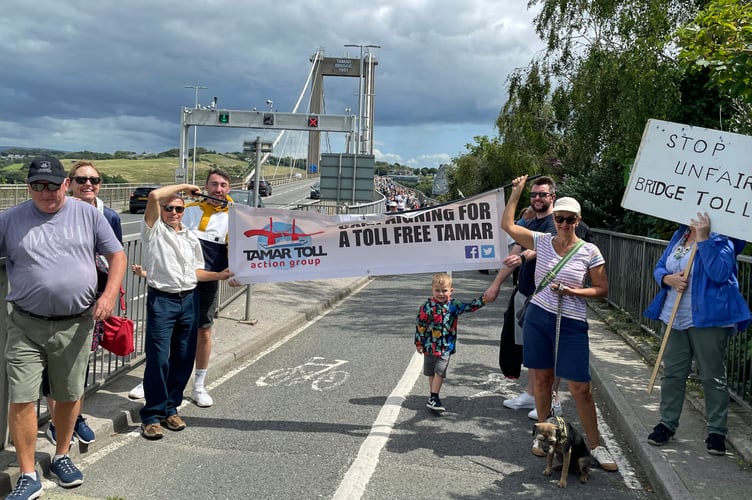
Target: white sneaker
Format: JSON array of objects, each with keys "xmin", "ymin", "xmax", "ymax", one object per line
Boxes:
[
  {"xmin": 128, "ymin": 381, "xmax": 144, "ymax": 400},
  {"xmin": 503, "ymin": 392, "xmax": 535, "ymax": 410},
  {"xmin": 191, "ymin": 388, "xmax": 214, "ymax": 408},
  {"xmin": 591, "ymin": 445, "xmax": 618, "ymax": 472},
  {"xmin": 532, "ymin": 437, "xmax": 546, "ymax": 457},
  {"xmin": 527, "ymin": 408, "xmax": 538, "ymax": 420}
]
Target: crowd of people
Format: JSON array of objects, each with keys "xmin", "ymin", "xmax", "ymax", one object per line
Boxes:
[
  {"xmin": 0, "ymin": 157, "xmax": 235, "ymax": 499},
  {"xmin": 376, "ymin": 175, "xmax": 427, "ymax": 212},
  {"xmin": 1, "ymin": 158, "xmax": 749, "ymax": 498}
]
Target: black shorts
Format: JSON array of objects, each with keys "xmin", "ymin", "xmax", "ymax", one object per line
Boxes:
[{"xmin": 197, "ymin": 281, "xmax": 219, "ymax": 329}]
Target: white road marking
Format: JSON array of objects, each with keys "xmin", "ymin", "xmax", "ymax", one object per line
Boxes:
[
  {"xmin": 595, "ymin": 405, "xmax": 641, "ymax": 489},
  {"xmin": 331, "ymin": 352, "xmax": 423, "ymax": 500}
]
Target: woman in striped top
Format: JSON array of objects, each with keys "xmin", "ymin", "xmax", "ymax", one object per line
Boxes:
[{"xmin": 501, "ymin": 175, "xmax": 617, "ymax": 472}]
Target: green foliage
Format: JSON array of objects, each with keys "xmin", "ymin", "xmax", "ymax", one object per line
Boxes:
[
  {"xmin": 451, "ymin": 1, "xmax": 747, "ymax": 236},
  {"xmin": 676, "ymin": 0, "xmax": 752, "ymax": 105}
]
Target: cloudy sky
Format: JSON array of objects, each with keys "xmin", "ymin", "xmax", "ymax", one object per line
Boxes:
[{"xmin": 0, "ymin": 0, "xmax": 543, "ymax": 168}]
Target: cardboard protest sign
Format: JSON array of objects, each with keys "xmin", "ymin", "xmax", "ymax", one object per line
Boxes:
[
  {"xmin": 229, "ymin": 190, "xmax": 507, "ymax": 283},
  {"xmin": 622, "ymin": 119, "xmax": 751, "ymax": 241}
]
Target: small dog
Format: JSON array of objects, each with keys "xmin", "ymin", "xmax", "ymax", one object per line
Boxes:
[{"xmin": 533, "ymin": 416, "xmax": 590, "ymax": 488}]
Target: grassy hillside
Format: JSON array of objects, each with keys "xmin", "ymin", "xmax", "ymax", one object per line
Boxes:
[{"xmin": 1, "ymin": 154, "xmax": 290, "ymax": 184}]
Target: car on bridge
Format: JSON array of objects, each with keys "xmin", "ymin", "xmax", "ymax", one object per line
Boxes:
[
  {"xmin": 128, "ymin": 185, "xmax": 160, "ymax": 214},
  {"xmin": 247, "ymin": 179, "xmax": 272, "ymax": 197},
  {"xmin": 229, "ymin": 188, "xmax": 265, "ymax": 208},
  {"xmin": 309, "ymin": 182, "xmax": 321, "ymax": 199}
]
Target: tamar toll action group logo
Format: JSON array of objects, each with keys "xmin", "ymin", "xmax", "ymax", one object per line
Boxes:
[{"xmin": 242, "ymin": 217, "xmax": 328, "ymax": 270}]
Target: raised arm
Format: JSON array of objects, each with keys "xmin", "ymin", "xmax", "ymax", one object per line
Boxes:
[
  {"xmin": 501, "ymin": 176, "xmax": 535, "ymax": 250},
  {"xmin": 144, "ymin": 183, "xmax": 201, "ymax": 227}
]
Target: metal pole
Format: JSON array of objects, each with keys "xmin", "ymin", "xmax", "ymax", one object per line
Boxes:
[
  {"xmin": 356, "ymin": 47, "xmax": 364, "ymax": 155},
  {"xmin": 184, "ymin": 85, "xmax": 207, "ymax": 184},
  {"xmin": 252, "ymin": 136, "xmax": 262, "ymax": 209},
  {"xmin": 243, "ymin": 136, "xmax": 265, "ymax": 324}
]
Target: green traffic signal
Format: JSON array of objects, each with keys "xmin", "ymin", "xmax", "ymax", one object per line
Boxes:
[{"xmin": 218, "ymin": 112, "xmax": 230, "ymax": 124}]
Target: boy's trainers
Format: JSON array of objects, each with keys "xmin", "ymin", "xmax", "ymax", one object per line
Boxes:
[
  {"xmin": 426, "ymin": 396, "xmax": 445, "ymax": 413},
  {"xmin": 503, "ymin": 392, "xmax": 535, "ymax": 410},
  {"xmin": 647, "ymin": 423, "xmax": 674, "ymax": 446},
  {"xmin": 73, "ymin": 415, "xmax": 95, "ymax": 444},
  {"xmin": 49, "ymin": 455, "xmax": 83, "ymax": 488},
  {"xmin": 706, "ymin": 433, "xmax": 727, "ymax": 456},
  {"xmin": 6, "ymin": 474, "xmax": 43, "ymax": 499},
  {"xmin": 45, "ymin": 423, "xmax": 75, "ymax": 447}
]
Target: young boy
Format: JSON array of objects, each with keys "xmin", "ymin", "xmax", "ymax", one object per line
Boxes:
[{"xmin": 415, "ymin": 272, "xmax": 491, "ymax": 413}]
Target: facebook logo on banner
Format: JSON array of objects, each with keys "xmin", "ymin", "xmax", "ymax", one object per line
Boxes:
[
  {"xmin": 465, "ymin": 246, "xmax": 479, "ymax": 259},
  {"xmin": 465, "ymin": 245, "xmax": 496, "ymax": 259}
]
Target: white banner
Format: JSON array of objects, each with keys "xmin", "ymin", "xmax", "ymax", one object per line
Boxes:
[
  {"xmin": 229, "ymin": 190, "xmax": 507, "ymax": 283},
  {"xmin": 622, "ymin": 119, "xmax": 752, "ymax": 241}
]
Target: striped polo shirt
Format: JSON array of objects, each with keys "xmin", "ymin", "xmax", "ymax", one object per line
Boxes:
[{"xmin": 529, "ymin": 232, "xmax": 605, "ymax": 322}]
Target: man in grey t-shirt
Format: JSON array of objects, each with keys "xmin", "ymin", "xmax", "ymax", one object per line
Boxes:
[{"xmin": 0, "ymin": 156, "xmax": 125, "ymax": 497}]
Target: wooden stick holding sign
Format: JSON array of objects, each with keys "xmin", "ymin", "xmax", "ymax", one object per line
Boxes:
[{"xmin": 647, "ymin": 242, "xmax": 698, "ymax": 394}]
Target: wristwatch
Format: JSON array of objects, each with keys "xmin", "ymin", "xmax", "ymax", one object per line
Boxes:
[{"xmin": 519, "ymin": 253, "xmax": 526, "ymax": 264}]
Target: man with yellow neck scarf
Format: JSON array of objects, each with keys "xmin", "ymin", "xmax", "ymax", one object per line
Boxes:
[{"xmin": 181, "ymin": 168, "xmax": 232, "ymax": 407}]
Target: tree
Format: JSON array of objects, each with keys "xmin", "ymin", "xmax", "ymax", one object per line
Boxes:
[
  {"xmin": 676, "ymin": 0, "xmax": 752, "ymax": 133},
  {"xmin": 489, "ymin": 1, "xmax": 711, "ymax": 233}
]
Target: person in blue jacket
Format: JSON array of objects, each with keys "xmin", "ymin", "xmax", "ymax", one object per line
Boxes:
[{"xmin": 644, "ymin": 212, "xmax": 751, "ymax": 455}]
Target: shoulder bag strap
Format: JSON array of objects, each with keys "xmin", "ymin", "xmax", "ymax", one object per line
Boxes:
[
  {"xmin": 119, "ymin": 286, "xmax": 127, "ymax": 316},
  {"xmin": 533, "ymin": 239, "xmax": 586, "ymax": 296}
]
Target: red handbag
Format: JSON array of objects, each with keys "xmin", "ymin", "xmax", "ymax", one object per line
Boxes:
[{"xmin": 100, "ymin": 287, "xmax": 135, "ymax": 356}]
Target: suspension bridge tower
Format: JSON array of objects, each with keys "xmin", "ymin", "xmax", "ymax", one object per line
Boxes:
[{"xmin": 308, "ymin": 47, "xmax": 378, "ymax": 171}]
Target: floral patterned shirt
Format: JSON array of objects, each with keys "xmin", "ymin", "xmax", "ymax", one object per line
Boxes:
[{"xmin": 415, "ymin": 296, "xmax": 487, "ymax": 356}]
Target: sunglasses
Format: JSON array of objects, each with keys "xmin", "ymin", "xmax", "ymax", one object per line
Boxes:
[
  {"xmin": 73, "ymin": 176, "xmax": 102, "ymax": 185},
  {"xmin": 554, "ymin": 215, "xmax": 578, "ymax": 224},
  {"xmin": 30, "ymin": 182, "xmax": 63, "ymax": 192},
  {"xmin": 530, "ymin": 192, "xmax": 551, "ymax": 198},
  {"xmin": 162, "ymin": 205, "xmax": 185, "ymax": 213}
]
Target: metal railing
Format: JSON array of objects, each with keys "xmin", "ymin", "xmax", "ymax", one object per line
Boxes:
[{"xmin": 592, "ymin": 229, "xmax": 752, "ymax": 409}]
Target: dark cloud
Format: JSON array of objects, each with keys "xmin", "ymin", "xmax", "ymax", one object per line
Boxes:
[{"xmin": 0, "ymin": 0, "xmax": 540, "ymax": 166}]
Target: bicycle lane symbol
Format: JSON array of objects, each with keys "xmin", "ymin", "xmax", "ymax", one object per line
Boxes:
[{"xmin": 256, "ymin": 357, "xmax": 350, "ymax": 391}]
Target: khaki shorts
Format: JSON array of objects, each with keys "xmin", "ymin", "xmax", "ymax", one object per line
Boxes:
[{"xmin": 5, "ymin": 308, "xmax": 94, "ymax": 403}]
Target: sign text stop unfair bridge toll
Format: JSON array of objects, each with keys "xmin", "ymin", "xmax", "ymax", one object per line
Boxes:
[{"xmin": 622, "ymin": 119, "xmax": 752, "ymax": 241}]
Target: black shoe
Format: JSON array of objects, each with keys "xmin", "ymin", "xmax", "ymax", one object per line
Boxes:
[
  {"xmin": 647, "ymin": 423, "xmax": 674, "ymax": 446},
  {"xmin": 426, "ymin": 396, "xmax": 445, "ymax": 413},
  {"xmin": 706, "ymin": 433, "xmax": 726, "ymax": 455}
]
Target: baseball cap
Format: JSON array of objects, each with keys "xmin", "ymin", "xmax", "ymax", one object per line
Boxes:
[
  {"xmin": 27, "ymin": 155, "xmax": 67, "ymax": 184},
  {"xmin": 553, "ymin": 197, "xmax": 581, "ymax": 215}
]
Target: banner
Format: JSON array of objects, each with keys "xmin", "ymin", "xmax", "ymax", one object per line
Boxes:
[
  {"xmin": 229, "ymin": 190, "xmax": 508, "ymax": 283},
  {"xmin": 622, "ymin": 119, "xmax": 752, "ymax": 241}
]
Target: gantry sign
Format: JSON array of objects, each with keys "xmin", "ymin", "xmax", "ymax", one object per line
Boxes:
[{"xmin": 178, "ymin": 107, "xmax": 355, "ymax": 178}]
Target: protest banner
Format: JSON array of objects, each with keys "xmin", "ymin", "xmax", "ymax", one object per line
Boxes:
[
  {"xmin": 229, "ymin": 190, "xmax": 507, "ymax": 283},
  {"xmin": 622, "ymin": 119, "xmax": 751, "ymax": 241}
]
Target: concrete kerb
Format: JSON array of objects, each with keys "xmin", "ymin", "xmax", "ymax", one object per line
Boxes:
[
  {"xmin": 588, "ymin": 316, "xmax": 689, "ymax": 500},
  {"xmin": 588, "ymin": 303, "xmax": 752, "ymax": 499}
]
